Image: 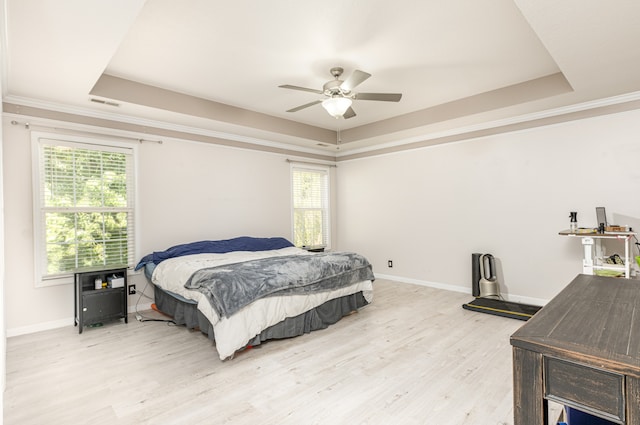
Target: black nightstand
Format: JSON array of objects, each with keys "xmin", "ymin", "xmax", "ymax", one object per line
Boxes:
[{"xmin": 74, "ymin": 266, "xmax": 128, "ymax": 334}]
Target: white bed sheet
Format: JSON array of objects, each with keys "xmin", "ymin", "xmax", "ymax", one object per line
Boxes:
[{"xmin": 152, "ymin": 247, "xmax": 373, "ymax": 359}]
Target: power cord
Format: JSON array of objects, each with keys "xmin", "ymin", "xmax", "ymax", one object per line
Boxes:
[{"xmin": 133, "ymin": 278, "xmax": 175, "ymax": 325}]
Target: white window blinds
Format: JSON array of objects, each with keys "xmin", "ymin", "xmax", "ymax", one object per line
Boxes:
[
  {"xmin": 33, "ymin": 136, "xmax": 135, "ymax": 284},
  {"xmin": 291, "ymin": 165, "xmax": 330, "ymax": 248}
]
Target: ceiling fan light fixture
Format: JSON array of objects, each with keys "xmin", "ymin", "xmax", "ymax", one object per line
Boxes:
[{"xmin": 322, "ymin": 97, "xmax": 352, "ymax": 118}]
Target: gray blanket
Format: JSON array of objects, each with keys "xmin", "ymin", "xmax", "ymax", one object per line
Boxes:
[{"xmin": 184, "ymin": 252, "xmax": 374, "ymax": 318}]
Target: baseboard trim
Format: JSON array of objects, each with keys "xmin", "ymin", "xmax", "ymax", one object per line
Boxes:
[
  {"xmin": 374, "ymin": 273, "xmax": 549, "ymax": 307},
  {"xmin": 7, "ymin": 278, "xmax": 549, "ymax": 338},
  {"xmin": 375, "ymin": 273, "xmax": 472, "ymax": 294},
  {"xmin": 6, "ymin": 302, "xmax": 153, "ymax": 338}
]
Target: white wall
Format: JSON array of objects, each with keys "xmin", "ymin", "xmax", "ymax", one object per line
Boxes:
[
  {"xmin": 2, "ymin": 117, "xmax": 318, "ymax": 333},
  {"xmin": 134, "ymin": 137, "xmax": 293, "ymax": 254},
  {"xmin": 3, "ymin": 108, "xmax": 640, "ymax": 332},
  {"xmin": 336, "ymin": 109, "xmax": 640, "ymax": 303},
  {"xmin": 0, "ymin": 110, "xmax": 5, "ymax": 422}
]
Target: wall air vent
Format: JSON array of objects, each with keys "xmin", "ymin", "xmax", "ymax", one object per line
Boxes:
[{"xmin": 90, "ymin": 98, "xmax": 120, "ymax": 107}]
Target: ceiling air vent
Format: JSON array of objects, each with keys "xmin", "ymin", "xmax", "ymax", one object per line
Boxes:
[{"xmin": 90, "ymin": 98, "xmax": 120, "ymax": 107}]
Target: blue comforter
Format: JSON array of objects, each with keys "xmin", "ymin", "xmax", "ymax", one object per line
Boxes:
[{"xmin": 135, "ymin": 236, "xmax": 294, "ymax": 270}]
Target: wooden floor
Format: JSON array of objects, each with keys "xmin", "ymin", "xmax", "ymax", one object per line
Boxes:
[{"xmin": 4, "ymin": 279, "xmax": 557, "ymax": 425}]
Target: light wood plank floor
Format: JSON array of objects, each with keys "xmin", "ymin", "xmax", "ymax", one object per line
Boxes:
[{"xmin": 4, "ymin": 279, "xmax": 557, "ymax": 425}]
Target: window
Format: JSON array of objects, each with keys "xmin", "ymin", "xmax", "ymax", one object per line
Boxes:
[
  {"xmin": 291, "ymin": 164, "xmax": 330, "ymax": 248},
  {"xmin": 32, "ymin": 133, "xmax": 136, "ymax": 286}
]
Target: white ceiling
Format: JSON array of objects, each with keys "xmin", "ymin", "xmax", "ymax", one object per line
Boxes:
[{"xmin": 3, "ymin": 0, "xmax": 640, "ymax": 154}]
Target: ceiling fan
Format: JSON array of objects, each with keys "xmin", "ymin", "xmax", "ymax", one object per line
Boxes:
[{"xmin": 279, "ymin": 67, "xmax": 402, "ymax": 119}]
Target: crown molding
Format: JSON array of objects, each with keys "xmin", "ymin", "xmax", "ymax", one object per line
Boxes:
[
  {"xmin": 336, "ymin": 90, "xmax": 640, "ymax": 159},
  {"xmin": 2, "ymin": 95, "xmax": 336, "ymax": 158},
  {"xmin": 5, "ymin": 89, "xmax": 640, "ymax": 162}
]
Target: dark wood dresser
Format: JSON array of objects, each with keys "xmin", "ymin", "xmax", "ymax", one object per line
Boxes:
[{"xmin": 510, "ymin": 274, "xmax": 640, "ymax": 425}]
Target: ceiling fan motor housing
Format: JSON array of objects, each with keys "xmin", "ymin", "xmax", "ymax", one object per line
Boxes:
[
  {"xmin": 324, "ymin": 67, "xmax": 351, "ymax": 97},
  {"xmin": 323, "ymin": 80, "xmax": 346, "ymax": 96}
]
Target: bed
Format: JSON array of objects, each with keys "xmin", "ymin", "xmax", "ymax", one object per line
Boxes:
[{"xmin": 135, "ymin": 236, "xmax": 375, "ymax": 360}]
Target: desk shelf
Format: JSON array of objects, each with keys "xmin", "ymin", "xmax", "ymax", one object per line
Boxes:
[{"xmin": 559, "ymin": 230, "xmax": 636, "ymax": 278}]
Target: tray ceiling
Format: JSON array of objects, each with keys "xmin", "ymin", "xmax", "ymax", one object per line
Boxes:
[{"xmin": 3, "ymin": 0, "xmax": 640, "ymax": 155}]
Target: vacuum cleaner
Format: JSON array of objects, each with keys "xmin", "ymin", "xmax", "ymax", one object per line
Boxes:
[{"xmin": 463, "ymin": 252, "xmax": 541, "ymax": 321}]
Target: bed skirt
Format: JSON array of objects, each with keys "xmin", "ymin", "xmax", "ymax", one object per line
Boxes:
[{"xmin": 154, "ymin": 287, "xmax": 369, "ymax": 351}]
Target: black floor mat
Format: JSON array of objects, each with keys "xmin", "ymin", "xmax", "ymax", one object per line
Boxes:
[{"xmin": 462, "ymin": 298, "xmax": 542, "ymax": 321}]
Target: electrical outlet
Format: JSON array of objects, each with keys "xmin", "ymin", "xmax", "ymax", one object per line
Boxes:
[
  {"xmin": 388, "ymin": 260, "xmax": 393, "ymax": 268},
  {"xmin": 128, "ymin": 285, "xmax": 136, "ymax": 295}
]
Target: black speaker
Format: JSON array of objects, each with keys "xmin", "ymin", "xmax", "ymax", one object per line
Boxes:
[{"xmin": 471, "ymin": 253, "xmax": 482, "ymax": 297}]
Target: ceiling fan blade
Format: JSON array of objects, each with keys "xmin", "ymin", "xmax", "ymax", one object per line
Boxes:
[
  {"xmin": 279, "ymin": 84, "xmax": 324, "ymax": 94},
  {"xmin": 343, "ymin": 107, "xmax": 356, "ymax": 119},
  {"xmin": 355, "ymin": 92, "xmax": 402, "ymax": 102},
  {"xmin": 340, "ymin": 70, "xmax": 371, "ymax": 92},
  {"xmin": 286, "ymin": 100, "xmax": 322, "ymax": 113}
]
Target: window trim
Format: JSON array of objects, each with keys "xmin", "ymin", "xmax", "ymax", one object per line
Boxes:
[
  {"xmin": 290, "ymin": 163, "xmax": 331, "ymax": 250},
  {"xmin": 31, "ymin": 132, "xmax": 138, "ymax": 287}
]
